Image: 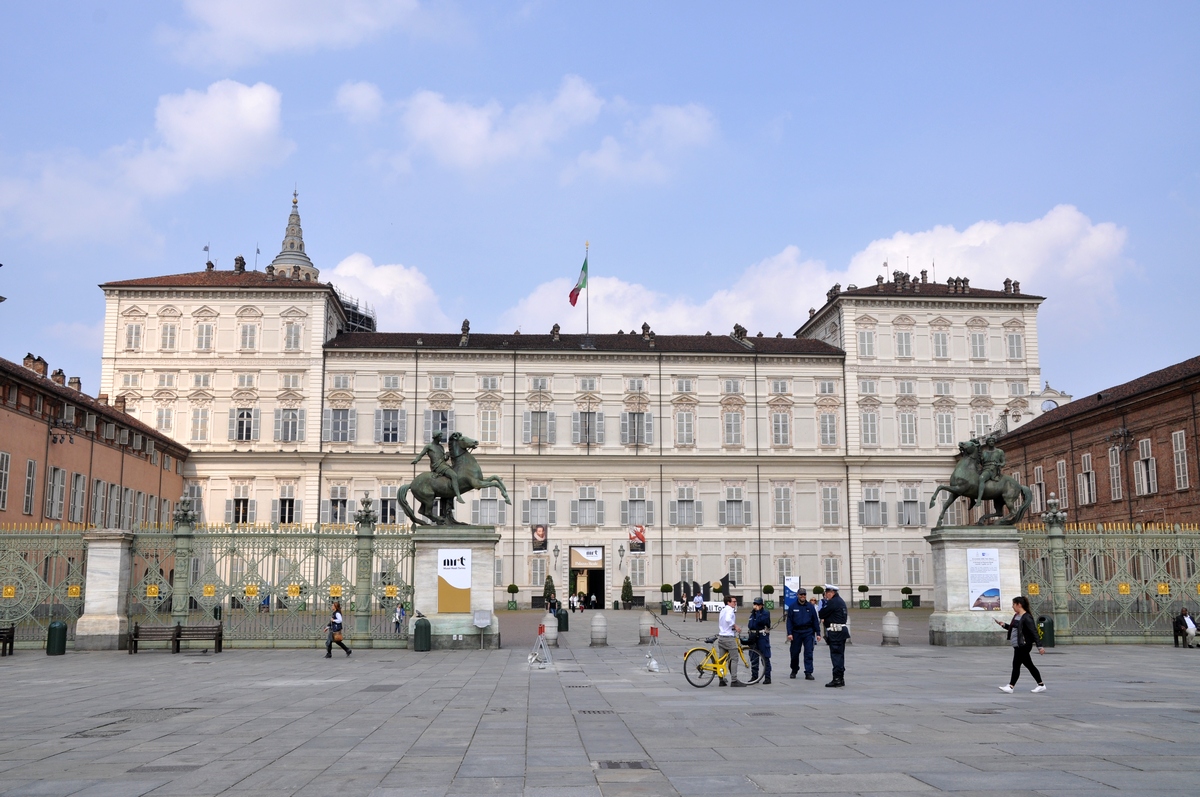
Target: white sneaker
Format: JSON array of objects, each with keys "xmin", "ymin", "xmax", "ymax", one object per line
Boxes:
[
  {"xmin": 1031, "ymin": 684, "xmax": 1047, "ymax": 693},
  {"xmin": 998, "ymin": 685, "xmax": 1014, "ymax": 693}
]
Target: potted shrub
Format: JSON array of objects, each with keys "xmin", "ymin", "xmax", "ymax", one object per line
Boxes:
[
  {"xmin": 762, "ymin": 584, "xmax": 775, "ymax": 610},
  {"xmin": 621, "ymin": 576, "xmax": 634, "ymax": 609},
  {"xmin": 857, "ymin": 584, "xmax": 870, "ymax": 610},
  {"xmin": 506, "ymin": 583, "xmax": 519, "ymax": 610},
  {"xmin": 901, "ymin": 586, "xmax": 914, "ymax": 609},
  {"xmin": 660, "ymin": 583, "xmax": 673, "ymax": 615},
  {"xmin": 543, "ymin": 575, "xmax": 556, "ymax": 609}
]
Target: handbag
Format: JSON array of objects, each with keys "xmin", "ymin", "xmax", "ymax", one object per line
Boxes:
[{"xmin": 333, "ymin": 631, "xmax": 344, "ymax": 643}]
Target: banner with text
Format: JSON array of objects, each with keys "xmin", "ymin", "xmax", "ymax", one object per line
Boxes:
[
  {"xmin": 437, "ymin": 548, "xmax": 472, "ymax": 613},
  {"xmin": 968, "ymin": 548, "xmax": 1002, "ymax": 610}
]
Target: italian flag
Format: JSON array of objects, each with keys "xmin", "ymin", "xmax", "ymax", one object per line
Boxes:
[{"xmin": 568, "ymin": 255, "xmax": 588, "ymax": 306}]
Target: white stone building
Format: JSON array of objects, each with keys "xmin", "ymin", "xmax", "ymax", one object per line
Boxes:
[{"xmin": 99, "ymin": 198, "xmax": 1069, "ymax": 608}]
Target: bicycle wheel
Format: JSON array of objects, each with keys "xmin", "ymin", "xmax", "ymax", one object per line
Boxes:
[
  {"xmin": 742, "ymin": 647, "xmax": 764, "ymax": 685},
  {"xmin": 683, "ymin": 648, "xmax": 716, "ymax": 688}
]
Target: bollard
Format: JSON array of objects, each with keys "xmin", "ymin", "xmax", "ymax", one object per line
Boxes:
[
  {"xmin": 638, "ymin": 611, "xmax": 653, "ymax": 645},
  {"xmin": 881, "ymin": 611, "xmax": 900, "ymax": 646},
  {"xmin": 543, "ymin": 613, "xmax": 559, "ymax": 647},
  {"xmin": 590, "ymin": 612, "xmax": 608, "ymax": 646}
]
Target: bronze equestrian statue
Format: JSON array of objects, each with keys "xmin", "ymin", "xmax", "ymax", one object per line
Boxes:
[
  {"xmin": 929, "ymin": 438, "xmax": 1033, "ymax": 527},
  {"xmin": 399, "ymin": 432, "xmax": 511, "ymax": 526}
]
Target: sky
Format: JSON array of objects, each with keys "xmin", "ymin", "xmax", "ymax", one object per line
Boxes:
[{"xmin": 1, "ymin": 1, "xmax": 1197, "ymax": 399}]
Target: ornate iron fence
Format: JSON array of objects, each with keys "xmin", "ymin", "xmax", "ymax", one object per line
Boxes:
[{"xmin": 0, "ymin": 525, "xmax": 87, "ymax": 644}]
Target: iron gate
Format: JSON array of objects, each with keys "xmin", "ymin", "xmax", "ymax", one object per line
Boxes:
[{"xmin": 0, "ymin": 525, "xmax": 87, "ymax": 644}]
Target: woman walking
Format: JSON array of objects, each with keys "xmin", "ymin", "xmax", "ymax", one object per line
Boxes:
[
  {"xmin": 326, "ymin": 601, "xmax": 351, "ymax": 658},
  {"xmin": 994, "ymin": 596, "xmax": 1045, "ymax": 693}
]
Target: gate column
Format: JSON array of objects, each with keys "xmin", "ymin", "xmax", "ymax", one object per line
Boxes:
[
  {"xmin": 1042, "ymin": 496, "xmax": 1073, "ymax": 644},
  {"xmin": 75, "ymin": 530, "xmax": 135, "ymax": 650},
  {"xmin": 354, "ymin": 520, "xmax": 375, "ymax": 647}
]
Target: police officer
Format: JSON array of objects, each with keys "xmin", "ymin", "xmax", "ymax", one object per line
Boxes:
[
  {"xmin": 786, "ymin": 587, "xmax": 821, "ymax": 680},
  {"xmin": 747, "ymin": 597, "xmax": 772, "ymax": 684},
  {"xmin": 819, "ymin": 584, "xmax": 848, "ymax": 687}
]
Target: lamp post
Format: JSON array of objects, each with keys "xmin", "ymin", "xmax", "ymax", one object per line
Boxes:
[
  {"xmin": 618, "ymin": 544, "xmax": 625, "ymax": 571},
  {"xmin": 553, "ymin": 544, "xmax": 560, "ymax": 569}
]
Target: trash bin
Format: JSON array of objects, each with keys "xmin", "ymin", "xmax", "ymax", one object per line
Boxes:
[
  {"xmin": 701, "ymin": 605, "xmax": 708, "ymax": 622},
  {"xmin": 1037, "ymin": 616, "xmax": 1054, "ymax": 648},
  {"xmin": 46, "ymin": 621, "xmax": 67, "ymax": 656},
  {"xmin": 557, "ymin": 608, "xmax": 568, "ymax": 632},
  {"xmin": 212, "ymin": 606, "xmax": 222, "ymax": 623},
  {"xmin": 413, "ymin": 617, "xmax": 432, "ymax": 651},
  {"xmin": 661, "ymin": 601, "xmax": 670, "ymax": 616}
]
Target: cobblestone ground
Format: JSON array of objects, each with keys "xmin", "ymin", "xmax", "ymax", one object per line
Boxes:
[{"xmin": 2, "ymin": 608, "xmax": 1199, "ymax": 797}]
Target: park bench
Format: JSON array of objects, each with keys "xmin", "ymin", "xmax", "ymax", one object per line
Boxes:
[
  {"xmin": 129, "ymin": 623, "xmax": 223, "ymax": 654},
  {"xmin": 0, "ymin": 624, "xmax": 14, "ymax": 657},
  {"xmin": 177, "ymin": 624, "xmax": 222, "ymax": 653}
]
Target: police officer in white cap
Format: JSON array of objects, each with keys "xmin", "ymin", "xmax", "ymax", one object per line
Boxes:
[{"xmin": 818, "ymin": 584, "xmax": 848, "ymax": 687}]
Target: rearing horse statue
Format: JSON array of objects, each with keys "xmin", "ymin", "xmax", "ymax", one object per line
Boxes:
[
  {"xmin": 928, "ymin": 439, "xmax": 1033, "ymax": 527},
  {"xmin": 398, "ymin": 432, "xmax": 511, "ymax": 526}
]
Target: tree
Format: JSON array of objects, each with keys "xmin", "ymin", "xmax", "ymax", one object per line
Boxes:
[
  {"xmin": 543, "ymin": 575, "xmax": 556, "ymax": 602},
  {"xmin": 621, "ymin": 576, "xmax": 634, "ymax": 604}
]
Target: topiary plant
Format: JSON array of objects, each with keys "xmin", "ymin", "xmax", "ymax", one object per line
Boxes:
[
  {"xmin": 901, "ymin": 586, "xmax": 913, "ymax": 595},
  {"xmin": 660, "ymin": 583, "xmax": 673, "ymax": 594},
  {"xmin": 762, "ymin": 584, "xmax": 775, "ymax": 595},
  {"xmin": 507, "ymin": 583, "xmax": 520, "ymax": 595},
  {"xmin": 858, "ymin": 585, "xmax": 869, "ymax": 594},
  {"xmin": 621, "ymin": 576, "xmax": 634, "ymax": 604},
  {"xmin": 543, "ymin": 575, "xmax": 556, "ymax": 603}
]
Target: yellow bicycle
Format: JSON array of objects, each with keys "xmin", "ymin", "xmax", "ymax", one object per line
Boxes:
[{"xmin": 683, "ymin": 634, "xmax": 764, "ymax": 687}]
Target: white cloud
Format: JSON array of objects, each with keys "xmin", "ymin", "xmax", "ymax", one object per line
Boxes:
[
  {"xmin": 0, "ymin": 80, "xmax": 292, "ymax": 243},
  {"xmin": 567, "ymin": 102, "xmax": 716, "ymax": 183},
  {"xmin": 329, "ymin": 252, "xmax": 452, "ymax": 331},
  {"xmin": 499, "ymin": 206, "xmax": 1130, "ymax": 338},
  {"xmin": 400, "ymin": 75, "xmax": 604, "ymax": 170},
  {"xmin": 165, "ymin": 0, "xmax": 419, "ymax": 67},
  {"xmin": 336, "ymin": 81, "xmax": 385, "ymax": 124}
]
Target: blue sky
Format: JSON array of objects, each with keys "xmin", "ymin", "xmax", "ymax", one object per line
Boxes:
[{"xmin": 1, "ymin": 1, "xmax": 1197, "ymax": 398}]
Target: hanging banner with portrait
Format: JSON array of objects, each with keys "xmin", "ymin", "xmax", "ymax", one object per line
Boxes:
[
  {"xmin": 531, "ymin": 524, "xmax": 548, "ymax": 551},
  {"xmin": 628, "ymin": 524, "xmax": 646, "ymax": 552}
]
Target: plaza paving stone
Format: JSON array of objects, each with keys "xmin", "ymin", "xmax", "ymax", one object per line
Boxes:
[{"xmin": 2, "ymin": 608, "xmax": 1199, "ymax": 796}]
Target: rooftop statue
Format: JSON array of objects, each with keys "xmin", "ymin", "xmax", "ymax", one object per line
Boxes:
[
  {"xmin": 929, "ymin": 436, "xmax": 1033, "ymax": 527},
  {"xmin": 399, "ymin": 431, "xmax": 511, "ymax": 526}
]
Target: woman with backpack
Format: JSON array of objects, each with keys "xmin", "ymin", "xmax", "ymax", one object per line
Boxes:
[
  {"xmin": 325, "ymin": 601, "xmax": 351, "ymax": 658},
  {"xmin": 994, "ymin": 595, "xmax": 1045, "ymax": 693}
]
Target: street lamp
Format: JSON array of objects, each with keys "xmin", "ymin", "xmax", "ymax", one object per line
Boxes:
[
  {"xmin": 553, "ymin": 544, "xmax": 560, "ymax": 568},
  {"xmin": 618, "ymin": 544, "xmax": 626, "ymax": 570}
]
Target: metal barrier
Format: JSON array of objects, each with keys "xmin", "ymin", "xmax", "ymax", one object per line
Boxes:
[{"xmin": 0, "ymin": 526, "xmax": 87, "ymax": 645}]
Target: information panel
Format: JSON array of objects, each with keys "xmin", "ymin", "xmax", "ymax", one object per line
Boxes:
[
  {"xmin": 968, "ymin": 548, "xmax": 1002, "ymax": 610},
  {"xmin": 437, "ymin": 548, "xmax": 472, "ymax": 613}
]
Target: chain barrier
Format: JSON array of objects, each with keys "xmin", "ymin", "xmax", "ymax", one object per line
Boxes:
[{"xmin": 649, "ymin": 606, "xmax": 790, "ymax": 644}]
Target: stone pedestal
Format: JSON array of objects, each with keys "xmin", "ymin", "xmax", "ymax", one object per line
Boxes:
[
  {"xmin": 75, "ymin": 530, "xmax": 134, "ymax": 651},
  {"xmin": 410, "ymin": 527, "xmax": 501, "ymax": 650},
  {"xmin": 926, "ymin": 525, "xmax": 1023, "ymax": 646}
]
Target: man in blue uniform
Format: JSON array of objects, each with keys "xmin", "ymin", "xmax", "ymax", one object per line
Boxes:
[
  {"xmin": 747, "ymin": 597, "xmax": 772, "ymax": 684},
  {"xmin": 819, "ymin": 584, "xmax": 848, "ymax": 687},
  {"xmin": 786, "ymin": 586, "xmax": 821, "ymax": 680}
]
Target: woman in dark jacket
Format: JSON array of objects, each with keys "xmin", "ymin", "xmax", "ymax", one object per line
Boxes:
[
  {"xmin": 325, "ymin": 601, "xmax": 351, "ymax": 658},
  {"xmin": 994, "ymin": 596, "xmax": 1045, "ymax": 693}
]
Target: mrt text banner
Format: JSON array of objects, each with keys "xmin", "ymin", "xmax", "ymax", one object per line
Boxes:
[
  {"xmin": 968, "ymin": 548, "xmax": 1002, "ymax": 610},
  {"xmin": 783, "ymin": 576, "xmax": 800, "ymax": 609},
  {"xmin": 570, "ymin": 546, "xmax": 604, "ymax": 569},
  {"xmin": 437, "ymin": 548, "xmax": 472, "ymax": 613}
]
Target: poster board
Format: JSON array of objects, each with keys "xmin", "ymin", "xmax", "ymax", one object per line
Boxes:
[
  {"xmin": 968, "ymin": 548, "xmax": 1002, "ymax": 610},
  {"xmin": 570, "ymin": 546, "xmax": 604, "ymax": 569},
  {"xmin": 783, "ymin": 576, "xmax": 800, "ymax": 610},
  {"xmin": 437, "ymin": 548, "xmax": 471, "ymax": 613}
]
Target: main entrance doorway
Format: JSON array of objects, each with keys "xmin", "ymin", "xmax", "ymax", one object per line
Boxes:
[{"xmin": 568, "ymin": 546, "xmax": 605, "ymax": 608}]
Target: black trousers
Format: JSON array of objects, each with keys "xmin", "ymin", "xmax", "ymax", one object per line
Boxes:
[
  {"xmin": 1010, "ymin": 645, "xmax": 1042, "ymax": 685},
  {"xmin": 789, "ymin": 633, "xmax": 815, "ymax": 674},
  {"xmin": 751, "ymin": 635, "xmax": 772, "ymax": 679},
  {"xmin": 827, "ymin": 630, "xmax": 847, "ymax": 678}
]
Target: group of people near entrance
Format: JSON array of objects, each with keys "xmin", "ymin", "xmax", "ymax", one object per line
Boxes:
[{"xmin": 568, "ymin": 593, "xmax": 598, "ymax": 612}]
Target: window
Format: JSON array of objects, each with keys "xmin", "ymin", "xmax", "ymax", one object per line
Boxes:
[
  {"xmin": 718, "ymin": 486, "xmax": 750, "ymax": 526},
  {"xmin": 89, "ymin": 480, "xmax": 104, "ymax": 525},
  {"xmin": 423, "ymin": 409, "xmax": 454, "ymax": 441},
  {"xmin": 571, "ymin": 485, "xmax": 601, "ymax": 526},
  {"xmin": 771, "ymin": 411, "xmax": 790, "ymax": 446},
  {"xmin": 494, "ymin": 558, "xmax": 504, "ymax": 587},
  {"xmin": 675, "ymin": 410, "xmax": 694, "ymax": 446},
  {"xmin": 239, "ymin": 324, "xmax": 257, "ymax": 350},
  {"xmin": 628, "ymin": 378, "xmax": 645, "ymax": 393},
  {"xmin": 281, "ymin": 373, "xmax": 302, "ymax": 389},
  {"xmin": 861, "ymin": 411, "xmax": 879, "ymax": 446},
  {"xmin": 1006, "ymin": 333, "xmax": 1024, "ymax": 360},
  {"xmin": 160, "ymin": 323, "xmax": 177, "ymax": 351},
  {"xmin": 774, "ymin": 484, "xmax": 792, "ymax": 526},
  {"xmin": 972, "ymin": 381, "xmax": 990, "ymax": 396},
  {"xmin": 823, "ymin": 557, "xmax": 839, "ymax": 586},
  {"xmin": 897, "ymin": 380, "xmax": 915, "ymax": 395},
  {"xmin": 479, "ymin": 409, "xmax": 498, "ymax": 444},
  {"xmin": 192, "ymin": 373, "xmax": 211, "ymax": 389},
  {"xmin": 147, "ymin": 494, "xmax": 158, "ymax": 526},
  {"xmin": 327, "ymin": 409, "xmax": 355, "ymax": 442},
  {"xmin": 1108, "ymin": 447, "xmax": 1123, "ymax": 500},
  {"xmin": 670, "ymin": 485, "xmax": 700, "ymax": 526},
  {"xmin": 899, "ymin": 485, "xmax": 926, "ymax": 526},
  {"xmin": 0, "ymin": 452, "xmax": 8, "ymax": 511},
  {"xmin": 728, "ymin": 557, "xmax": 744, "ymax": 587},
  {"xmin": 283, "ymin": 322, "xmax": 302, "ymax": 351},
  {"xmin": 970, "ymin": 331, "xmax": 987, "ymax": 359},
  {"xmin": 1077, "ymin": 453, "xmax": 1097, "ymax": 505},
  {"xmin": 866, "ymin": 556, "xmax": 883, "ymax": 586},
  {"xmin": 189, "ymin": 410, "xmax": 208, "ymax": 441},
  {"xmin": 195, "ymin": 323, "xmax": 213, "ymax": 351},
  {"xmin": 135, "ymin": 491, "xmax": 145, "ymax": 528},
  {"xmin": 895, "ymin": 330, "xmax": 912, "ymax": 358},
  {"xmin": 620, "ymin": 411, "xmax": 653, "ymax": 445},
  {"xmin": 934, "ymin": 381, "xmax": 952, "ymax": 396},
  {"xmin": 121, "ymin": 488, "xmax": 134, "ymax": 530},
  {"xmin": 523, "ymin": 410, "xmax": 555, "ymax": 446},
  {"xmin": 973, "ymin": 413, "xmax": 990, "ymax": 439},
  {"xmin": 859, "ymin": 379, "xmax": 877, "ymax": 394},
  {"xmin": 1134, "ymin": 439, "xmax": 1158, "ymax": 496},
  {"xmin": 858, "ymin": 330, "xmax": 875, "ymax": 357},
  {"xmin": 858, "ymin": 484, "xmax": 886, "ymax": 526},
  {"xmin": 277, "ymin": 483, "xmax": 299, "ymax": 524},
  {"xmin": 932, "ymin": 330, "xmax": 949, "ymax": 359},
  {"xmin": 1032, "ymin": 465, "xmax": 1045, "ymax": 513},
  {"xmin": 1009, "ymin": 382, "xmax": 1027, "ymax": 396},
  {"xmin": 276, "ymin": 409, "xmax": 304, "ymax": 442},
  {"xmin": 325, "ymin": 485, "xmax": 348, "ymax": 524},
  {"xmin": 183, "ymin": 482, "xmax": 203, "ymax": 523},
  {"xmin": 629, "ymin": 556, "xmax": 645, "ymax": 587},
  {"xmin": 898, "ymin": 412, "xmax": 917, "ymax": 446},
  {"xmin": 227, "ymin": 483, "xmax": 254, "ymax": 525},
  {"xmin": 723, "ymin": 411, "xmax": 743, "ymax": 446},
  {"xmin": 155, "ymin": 408, "xmax": 172, "ymax": 432},
  {"xmin": 573, "ymin": 411, "xmax": 603, "ymax": 445},
  {"xmin": 375, "ymin": 409, "xmax": 406, "ymax": 444},
  {"xmin": 936, "ymin": 412, "xmax": 955, "ymax": 446},
  {"xmin": 676, "ymin": 378, "xmax": 693, "ymax": 393},
  {"xmin": 905, "ymin": 556, "xmax": 922, "ymax": 585},
  {"xmin": 234, "ymin": 374, "xmax": 254, "ymax": 389},
  {"xmin": 722, "ymin": 379, "xmax": 741, "ymax": 394},
  {"xmin": 331, "ymin": 374, "xmax": 352, "ymax": 390},
  {"xmin": 474, "ymin": 486, "xmax": 506, "ymax": 526},
  {"xmin": 44, "ymin": 467, "xmax": 66, "ymax": 519},
  {"xmin": 524, "ymin": 484, "xmax": 555, "ymax": 526},
  {"xmin": 680, "ymin": 557, "xmax": 695, "ymax": 585},
  {"xmin": 121, "ymin": 373, "xmax": 140, "ymax": 388},
  {"xmin": 157, "ymin": 373, "xmax": 175, "ymax": 388},
  {"xmin": 125, "ymin": 323, "xmax": 142, "ymax": 350},
  {"xmin": 1173, "ymin": 431, "xmax": 1189, "ymax": 490},
  {"xmin": 819, "ymin": 413, "xmax": 838, "ymax": 446},
  {"xmin": 777, "ymin": 557, "xmax": 793, "ymax": 586},
  {"xmin": 531, "ymin": 557, "xmax": 546, "ymax": 587},
  {"xmin": 818, "ymin": 380, "xmax": 836, "ymax": 395},
  {"xmin": 232, "ymin": 408, "xmax": 258, "ymax": 442},
  {"xmin": 1056, "ymin": 460, "xmax": 1071, "ymax": 507},
  {"xmin": 106, "ymin": 484, "xmax": 120, "ymax": 527},
  {"xmin": 622, "ymin": 486, "xmax": 652, "ymax": 526},
  {"xmin": 161, "ymin": 497, "xmax": 171, "ymax": 523},
  {"xmin": 771, "ymin": 379, "xmax": 789, "ymax": 394},
  {"xmin": 821, "ymin": 485, "xmax": 840, "ymax": 526},
  {"xmin": 431, "ymin": 375, "xmax": 451, "ymax": 391},
  {"xmin": 529, "ymin": 376, "xmax": 549, "ymax": 392},
  {"xmin": 23, "ymin": 460, "xmax": 36, "ymax": 515},
  {"xmin": 578, "ymin": 377, "xmax": 596, "ymax": 392}
]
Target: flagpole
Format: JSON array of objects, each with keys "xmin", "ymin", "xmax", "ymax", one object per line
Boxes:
[{"xmin": 585, "ymin": 240, "xmax": 590, "ymax": 337}]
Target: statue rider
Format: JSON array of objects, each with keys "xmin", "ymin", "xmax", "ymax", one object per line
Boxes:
[
  {"xmin": 411, "ymin": 431, "xmax": 465, "ymax": 504},
  {"xmin": 976, "ymin": 435, "xmax": 1005, "ymax": 503}
]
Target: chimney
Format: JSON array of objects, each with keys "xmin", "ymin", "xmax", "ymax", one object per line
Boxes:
[
  {"xmin": 920, "ymin": 269, "xmax": 928, "ymax": 284},
  {"xmin": 292, "ymin": 265, "xmax": 301, "ymax": 280},
  {"xmin": 23, "ymin": 353, "xmax": 36, "ymax": 370},
  {"xmin": 205, "ymin": 260, "xmax": 215, "ymax": 272},
  {"xmin": 1012, "ymin": 280, "xmax": 1021, "ymax": 294},
  {"xmin": 550, "ymin": 323, "xmax": 560, "ymax": 342},
  {"xmin": 113, "ymin": 395, "xmax": 126, "ymax": 414},
  {"xmin": 962, "ymin": 277, "xmax": 970, "ymax": 294},
  {"xmin": 51, "ymin": 369, "xmax": 66, "ymax": 386},
  {"xmin": 234, "ymin": 255, "xmax": 246, "ymax": 273},
  {"xmin": 1003, "ymin": 278, "xmax": 1012, "ymax": 294},
  {"xmin": 641, "ymin": 322, "xmax": 651, "ymax": 341},
  {"xmin": 265, "ymin": 265, "xmax": 275, "ymax": 280},
  {"xmin": 68, "ymin": 376, "xmax": 82, "ymax": 392},
  {"xmin": 875, "ymin": 275, "xmax": 884, "ymax": 291},
  {"xmin": 808, "ymin": 307, "xmax": 816, "ymax": 318},
  {"xmin": 26, "ymin": 356, "xmax": 49, "ymax": 377},
  {"xmin": 97, "ymin": 393, "xmax": 109, "ymax": 406}
]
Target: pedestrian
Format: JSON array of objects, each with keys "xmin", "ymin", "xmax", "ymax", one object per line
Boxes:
[
  {"xmin": 681, "ymin": 591, "xmax": 688, "ymax": 622},
  {"xmin": 578, "ymin": 592, "xmax": 587, "ymax": 612},
  {"xmin": 694, "ymin": 593, "xmax": 703, "ymax": 622},
  {"xmin": 1174, "ymin": 608, "xmax": 1196, "ymax": 648},
  {"xmin": 818, "ymin": 585, "xmax": 847, "ymax": 687},
  {"xmin": 786, "ymin": 587, "xmax": 821, "ymax": 680},
  {"xmin": 393, "ymin": 602, "xmax": 404, "ymax": 634},
  {"xmin": 569, "ymin": 594, "xmax": 576, "ymax": 613},
  {"xmin": 590, "ymin": 593, "xmax": 597, "ymax": 609},
  {"xmin": 325, "ymin": 601, "xmax": 351, "ymax": 658},
  {"xmin": 547, "ymin": 592, "xmax": 560, "ymax": 614},
  {"xmin": 994, "ymin": 596, "xmax": 1046, "ymax": 693},
  {"xmin": 717, "ymin": 595, "xmax": 747, "ymax": 687},
  {"xmin": 748, "ymin": 597, "xmax": 772, "ymax": 684}
]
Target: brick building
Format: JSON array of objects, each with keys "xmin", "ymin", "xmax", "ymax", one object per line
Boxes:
[
  {"xmin": 1002, "ymin": 355, "xmax": 1200, "ymax": 527},
  {"xmin": 0, "ymin": 354, "xmax": 189, "ymax": 528}
]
